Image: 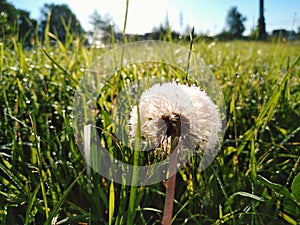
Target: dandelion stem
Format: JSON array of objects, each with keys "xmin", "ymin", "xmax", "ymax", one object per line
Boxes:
[{"xmin": 162, "ymin": 122, "xmax": 180, "ymax": 225}]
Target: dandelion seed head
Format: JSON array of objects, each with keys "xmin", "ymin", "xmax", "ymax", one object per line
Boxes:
[{"xmin": 129, "ymin": 82, "xmax": 222, "ymax": 153}]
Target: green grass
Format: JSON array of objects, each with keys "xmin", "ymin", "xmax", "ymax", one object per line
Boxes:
[{"xmin": 0, "ymin": 27, "xmax": 300, "ymax": 225}]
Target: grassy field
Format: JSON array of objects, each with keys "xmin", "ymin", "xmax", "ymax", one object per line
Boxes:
[{"xmin": 0, "ymin": 29, "xmax": 300, "ymax": 225}]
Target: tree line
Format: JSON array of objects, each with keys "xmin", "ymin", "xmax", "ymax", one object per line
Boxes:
[
  {"xmin": 0, "ymin": 0, "xmax": 38, "ymax": 46},
  {"xmin": 0, "ymin": 0, "xmax": 88, "ymax": 47},
  {"xmin": 0, "ymin": 0, "xmax": 299, "ymax": 48}
]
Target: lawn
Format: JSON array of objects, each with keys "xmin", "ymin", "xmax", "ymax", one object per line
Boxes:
[{"xmin": 0, "ymin": 33, "xmax": 300, "ymax": 225}]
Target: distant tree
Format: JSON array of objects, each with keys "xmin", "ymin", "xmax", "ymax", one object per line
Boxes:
[
  {"xmin": 150, "ymin": 14, "xmax": 178, "ymax": 41},
  {"xmin": 17, "ymin": 9, "xmax": 38, "ymax": 46},
  {"xmin": 89, "ymin": 10, "xmax": 115, "ymax": 43},
  {"xmin": 40, "ymin": 3, "xmax": 84, "ymax": 42},
  {"xmin": 90, "ymin": 10, "xmax": 114, "ymax": 32},
  {"xmin": 0, "ymin": 0, "xmax": 18, "ymax": 37},
  {"xmin": 225, "ymin": 6, "xmax": 247, "ymax": 38},
  {"xmin": 0, "ymin": 0, "xmax": 37, "ymax": 46},
  {"xmin": 151, "ymin": 23, "xmax": 168, "ymax": 39},
  {"xmin": 256, "ymin": 0, "xmax": 267, "ymax": 40}
]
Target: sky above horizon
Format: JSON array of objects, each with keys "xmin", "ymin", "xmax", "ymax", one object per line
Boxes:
[{"xmin": 7, "ymin": 0, "xmax": 300, "ymax": 36}]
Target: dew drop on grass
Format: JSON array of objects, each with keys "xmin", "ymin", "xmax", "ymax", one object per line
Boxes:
[
  {"xmin": 44, "ymin": 64, "xmax": 51, "ymax": 69},
  {"xmin": 257, "ymin": 49, "xmax": 263, "ymax": 55},
  {"xmin": 10, "ymin": 66, "xmax": 17, "ymax": 71}
]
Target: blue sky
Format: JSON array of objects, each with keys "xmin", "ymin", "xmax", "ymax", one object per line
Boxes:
[{"xmin": 7, "ymin": 0, "xmax": 300, "ymax": 35}]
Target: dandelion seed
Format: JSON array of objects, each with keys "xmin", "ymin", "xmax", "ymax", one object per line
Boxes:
[{"xmin": 129, "ymin": 82, "xmax": 222, "ymax": 153}]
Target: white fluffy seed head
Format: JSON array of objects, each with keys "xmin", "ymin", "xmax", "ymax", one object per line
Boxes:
[{"xmin": 129, "ymin": 82, "xmax": 222, "ymax": 153}]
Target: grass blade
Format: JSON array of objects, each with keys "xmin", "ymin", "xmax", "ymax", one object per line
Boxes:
[
  {"xmin": 127, "ymin": 103, "xmax": 141, "ymax": 225},
  {"xmin": 171, "ymin": 193, "xmax": 201, "ymax": 223},
  {"xmin": 0, "ymin": 160, "xmax": 26, "ymax": 195},
  {"xmin": 257, "ymin": 175, "xmax": 293, "ymax": 199},
  {"xmin": 279, "ymin": 211, "xmax": 297, "ymax": 225},
  {"xmin": 109, "ymin": 180, "xmax": 115, "ymax": 225},
  {"xmin": 227, "ymin": 191, "xmax": 265, "ymax": 203},
  {"xmin": 291, "ymin": 173, "xmax": 300, "ymax": 202},
  {"xmin": 25, "ymin": 184, "xmax": 40, "ymax": 224},
  {"xmin": 42, "ymin": 49, "xmax": 78, "ymax": 85},
  {"xmin": 122, "ymin": 0, "xmax": 129, "ymax": 44},
  {"xmin": 44, "ymin": 169, "xmax": 84, "ymax": 225}
]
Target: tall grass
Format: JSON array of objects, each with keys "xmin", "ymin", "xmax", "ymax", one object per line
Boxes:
[{"xmin": 0, "ymin": 17, "xmax": 300, "ymax": 225}]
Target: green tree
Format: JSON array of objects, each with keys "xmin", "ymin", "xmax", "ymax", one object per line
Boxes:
[
  {"xmin": 89, "ymin": 10, "xmax": 115, "ymax": 44},
  {"xmin": 17, "ymin": 9, "xmax": 38, "ymax": 46},
  {"xmin": 0, "ymin": 0, "xmax": 18, "ymax": 38},
  {"xmin": 225, "ymin": 6, "xmax": 247, "ymax": 38},
  {"xmin": 89, "ymin": 10, "xmax": 113, "ymax": 32},
  {"xmin": 40, "ymin": 3, "xmax": 84, "ymax": 42},
  {"xmin": 0, "ymin": 0, "xmax": 37, "ymax": 47}
]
